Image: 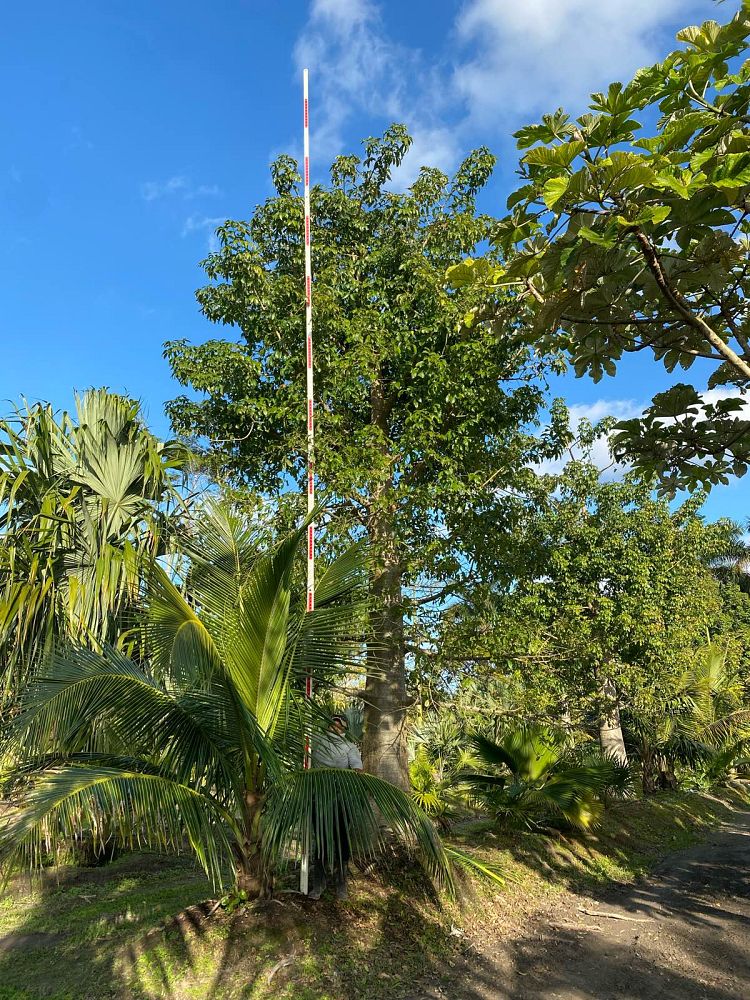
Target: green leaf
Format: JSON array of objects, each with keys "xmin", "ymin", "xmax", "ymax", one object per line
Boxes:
[
  {"xmin": 445, "ymin": 257, "xmax": 498, "ymax": 288},
  {"xmin": 616, "ymin": 204, "xmax": 671, "ymax": 227},
  {"xmin": 578, "ymin": 226, "xmax": 617, "ymax": 247},
  {"xmin": 542, "ymin": 175, "xmax": 570, "ymax": 209},
  {"xmin": 524, "ymin": 140, "xmax": 585, "ymax": 169},
  {"xmin": 262, "ymin": 768, "xmax": 453, "ymax": 890}
]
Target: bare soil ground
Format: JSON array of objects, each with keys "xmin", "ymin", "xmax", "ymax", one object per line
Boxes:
[{"xmin": 417, "ymin": 811, "xmax": 750, "ymax": 1000}]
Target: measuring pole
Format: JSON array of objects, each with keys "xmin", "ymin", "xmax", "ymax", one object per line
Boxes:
[{"xmin": 300, "ymin": 67, "xmax": 315, "ymax": 895}]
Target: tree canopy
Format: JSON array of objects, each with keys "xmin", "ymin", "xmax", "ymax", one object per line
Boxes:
[
  {"xmin": 450, "ymin": 5, "xmax": 750, "ymax": 493},
  {"xmin": 165, "ymin": 126, "xmax": 561, "ymax": 786},
  {"xmin": 423, "ymin": 453, "xmax": 738, "ymax": 745}
]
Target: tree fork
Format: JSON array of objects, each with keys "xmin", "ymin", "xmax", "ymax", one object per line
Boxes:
[{"xmin": 633, "ymin": 228, "xmax": 750, "ymax": 381}]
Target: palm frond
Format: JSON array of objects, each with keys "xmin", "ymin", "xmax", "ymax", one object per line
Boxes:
[
  {"xmin": 263, "ymin": 768, "xmax": 452, "ymax": 890},
  {"xmin": 444, "ymin": 846, "xmax": 507, "ymax": 886},
  {"xmin": 143, "ymin": 561, "xmax": 224, "ymax": 689},
  {"xmin": 314, "ymin": 541, "xmax": 368, "ymax": 606},
  {"xmin": 2, "ymin": 644, "xmax": 274, "ymax": 795},
  {"xmin": 468, "ymin": 733, "xmax": 518, "ymax": 775},
  {"xmin": 0, "ymin": 765, "xmax": 235, "ymax": 888}
]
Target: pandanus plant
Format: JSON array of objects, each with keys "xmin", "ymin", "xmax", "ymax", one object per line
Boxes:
[
  {"xmin": 0, "ymin": 505, "xmax": 448, "ymax": 894},
  {"xmin": 457, "ymin": 725, "xmax": 631, "ymax": 830}
]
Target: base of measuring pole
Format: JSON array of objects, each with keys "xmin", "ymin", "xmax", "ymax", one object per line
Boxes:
[{"xmin": 300, "ymin": 852, "xmax": 310, "ymax": 895}]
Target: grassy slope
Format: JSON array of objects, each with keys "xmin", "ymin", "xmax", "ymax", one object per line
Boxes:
[{"xmin": 0, "ymin": 787, "xmax": 747, "ymax": 1000}]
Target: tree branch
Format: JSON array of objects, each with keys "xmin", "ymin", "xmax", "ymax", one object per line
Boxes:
[{"xmin": 632, "ymin": 228, "xmax": 750, "ymax": 381}]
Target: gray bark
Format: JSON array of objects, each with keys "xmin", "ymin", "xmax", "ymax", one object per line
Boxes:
[
  {"xmin": 598, "ymin": 675, "xmax": 628, "ymax": 765},
  {"xmin": 361, "ymin": 376, "xmax": 409, "ymax": 791}
]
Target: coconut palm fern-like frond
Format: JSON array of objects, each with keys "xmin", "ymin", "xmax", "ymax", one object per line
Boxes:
[
  {"xmin": 456, "ymin": 726, "xmax": 631, "ymax": 831},
  {"xmin": 0, "ymin": 507, "xmax": 449, "ymax": 895}
]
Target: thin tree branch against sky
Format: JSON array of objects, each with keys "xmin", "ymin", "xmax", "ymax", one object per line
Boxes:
[{"xmin": 0, "ymin": 0, "xmax": 744, "ymax": 519}]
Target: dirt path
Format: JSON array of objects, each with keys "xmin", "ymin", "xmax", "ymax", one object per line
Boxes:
[{"xmin": 419, "ymin": 811, "xmax": 750, "ymax": 1000}]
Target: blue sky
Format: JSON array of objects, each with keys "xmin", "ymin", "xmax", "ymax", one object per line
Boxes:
[{"xmin": 1, "ymin": 0, "xmax": 746, "ymax": 521}]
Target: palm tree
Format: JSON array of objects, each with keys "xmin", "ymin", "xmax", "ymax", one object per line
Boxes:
[
  {"xmin": 456, "ymin": 725, "xmax": 631, "ymax": 830},
  {"xmin": 706, "ymin": 520, "xmax": 750, "ymax": 594},
  {"xmin": 0, "ymin": 389, "xmax": 186, "ymax": 705},
  {"xmin": 627, "ymin": 645, "xmax": 750, "ymax": 792},
  {"xmin": 0, "ymin": 505, "xmax": 448, "ymax": 895},
  {"xmin": 409, "ymin": 716, "xmax": 472, "ymax": 830}
]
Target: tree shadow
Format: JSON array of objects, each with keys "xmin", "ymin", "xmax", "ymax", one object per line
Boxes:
[
  {"xmin": 434, "ymin": 803, "xmax": 750, "ymax": 999},
  {"xmin": 0, "ymin": 852, "xmax": 214, "ymax": 999},
  {"xmin": 0, "ymin": 852, "xmax": 468, "ymax": 999},
  {"xmin": 1, "ymin": 802, "xmax": 748, "ymax": 999},
  {"xmin": 451, "ymin": 793, "xmax": 745, "ymax": 898}
]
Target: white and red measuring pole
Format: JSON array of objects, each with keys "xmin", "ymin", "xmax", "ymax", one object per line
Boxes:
[
  {"xmin": 301, "ymin": 67, "xmax": 315, "ymax": 895},
  {"xmin": 303, "ymin": 67, "xmax": 315, "ymax": 651}
]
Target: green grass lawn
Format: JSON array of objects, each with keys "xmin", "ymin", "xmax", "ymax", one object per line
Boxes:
[{"xmin": 0, "ymin": 786, "xmax": 747, "ymax": 1000}]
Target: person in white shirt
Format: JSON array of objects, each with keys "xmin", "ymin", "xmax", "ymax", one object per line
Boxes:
[{"xmin": 309, "ymin": 714, "xmax": 363, "ymax": 899}]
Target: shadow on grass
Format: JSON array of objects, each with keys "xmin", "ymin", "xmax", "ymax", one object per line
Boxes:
[
  {"xmin": 1, "ymin": 791, "xmax": 748, "ymax": 999},
  {"xmin": 0, "ymin": 852, "xmax": 479, "ymax": 1000},
  {"xmin": 0, "ymin": 852, "xmax": 213, "ymax": 999},
  {"xmin": 449, "ymin": 789, "xmax": 746, "ymax": 899}
]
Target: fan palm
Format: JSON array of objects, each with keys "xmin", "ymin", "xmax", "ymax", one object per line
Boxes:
[
  {"xmin": 457, "ymin": 725, "xmax": 631, "ymax": 830},
  {"xmin": 0, "ymin": 390, "xmax": 186, "ymax": 705},
  {"xmin": 0, "ymin": 505, "xmax": 448, "ymax": 895},
  {"xmin": 409, "ymin": 716, "xmax": 472, "ymax": 829}
]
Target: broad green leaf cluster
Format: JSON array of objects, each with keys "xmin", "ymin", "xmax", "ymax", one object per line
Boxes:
[
  {"xmin": 452, "ymin": 5, "xmax": 750, "ymax": 492},
  {"xmin": 0, "ymin": 504, "xmax": 450, "ymax": 894}
]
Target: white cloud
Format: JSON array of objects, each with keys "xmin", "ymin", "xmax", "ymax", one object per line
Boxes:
[
  {"xmin": 535, "ymin": 398, "xmax": 642, "ymax": 480},
  {"xmin": 453, "ymin": 0, "xmax": 712, "ymax": 125},
  {"xmin": 292, "ymin": 0, "xmax": 716, "ymax": 181},
  {"xmin": 310, "ymin": 0, "xmax": 374, "ymax": 32},
  {"xmin": 701, "ymin": 387, "xmax": 750, "ymax": 409},
  {"xmin": 141, "ymin": 176, "xmax": 222, "ymax": 202},
  {"xmin": 566, "ymin": 399, "xmax": 643, "ymax": 425},
  {"xmin": 294, "ymin": 0, "xmax": 458, "ymax": 185},
  {"xmin": 534, "ymin": 387, "xmax": 750, "ymax": 480},
  {"xmin": 390, "ymin": 125, "xmax": 462, "ymax": 187},
  {"xmin": 181, "ymin": 215, "xmax": 226, "ymax": 251}
]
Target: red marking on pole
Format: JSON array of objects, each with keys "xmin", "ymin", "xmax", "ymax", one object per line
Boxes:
[
  {"xmin": 304, "ymin": 99, "xmax": 308, "ymax": 128},
  {"xmin": 305, "ymin": 215, "xmax": 310, "ymax": 245},
  {"xmin": 308, "ymin": 524, "xmax": 314, "ymax": 560},
  {"xmin": 306, "ymin": 275, "xmax": 311, "ymax": 305},
  {"xmin": 305, "ymin": 157, "xmax": 309, "ymax": 186},
  {"xmin": 307, "ymin": 335, "xmax": 312, "ymax": 369},
  {"xmin": 308, "ymin": 398, "xmax": 313, "ymax": 432}
]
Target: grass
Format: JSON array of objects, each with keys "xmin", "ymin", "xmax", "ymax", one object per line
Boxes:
[{"xmin": 0, "ymin": 786, "xmax": 747, "ymax": 999}]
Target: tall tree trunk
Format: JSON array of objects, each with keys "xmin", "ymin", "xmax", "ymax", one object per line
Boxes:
[
  {"xmin": 598, "ymin": 675, "xmax": 628, "ymax": 765},
  {"xmin": 362, "ymin": 376, "xmax": 410, "ymax": 791},
  {"xmin": 362, "ymin": 506, "xmax": 409, "ymax": 790}
]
